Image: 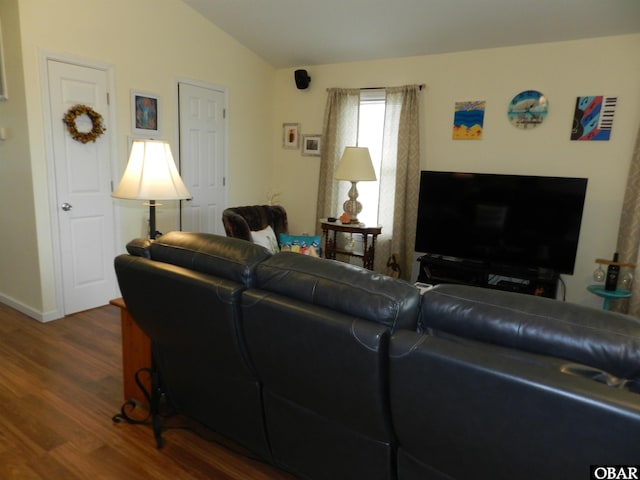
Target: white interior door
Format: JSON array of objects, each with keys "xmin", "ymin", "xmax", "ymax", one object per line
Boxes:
[
  {"xmin": 47, "ymin": 59, "xmax": 117, "ymax": 314},
  {"xmin": 179, "ymin": 82, "xmax": 227, "ymax": 234}
]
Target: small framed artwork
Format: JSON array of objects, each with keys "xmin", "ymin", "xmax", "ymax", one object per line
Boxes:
[
  {"xmin": 570, "ymin": 95, "xmax": 617, "ymax": 141},
  {"xmin": 452, "ymin": 100, "xmax": 485, "ymax": 140},
  {"xmin": 283, "ymin": 123, "xmax": 300, "ymax": 149},
  {"xmin": 132, "ymin": 90, "xmax": 160, "ymax": 136},
  {"xmin": 302, "ymin": 134, "xmax": 321, "ymax": 156}
]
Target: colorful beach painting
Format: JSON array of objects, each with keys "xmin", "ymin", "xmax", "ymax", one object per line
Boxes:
[{"xmin": 452, "ymin": 101, "xmax": 485, "ymax": 140}]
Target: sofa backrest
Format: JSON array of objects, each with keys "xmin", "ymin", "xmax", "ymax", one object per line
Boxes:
[
  {"xmin": 146, "ymin": 231, "xmax": 271, "ymax": 286},
  {"xmin": 421, "ymin": 284, "xmax": 640, "ymax": 382},
  {"xmin": 389, "ymin": 329, "xmax": 640, "ymax": 480},
  {"xmin": 254, "ymin": 251, "xmax": 421, "ymax": 331},
  {"xmin": 242, "ymin": 288, "xmax": 395, "ymax": 480},
  {"xmin": 114, "ymin": 232, "xmax": 273, "ymax": 459},
  {"xmin": 239, "ymin": 252, "xmax": 420, "ymax": 480}
]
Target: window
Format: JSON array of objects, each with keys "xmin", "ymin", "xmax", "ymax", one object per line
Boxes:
[
  {"xmin": 355, "ymin": 90, "xmax": 385, "ymax": 226},
  {"xmin": 320, "ymin": 85, "xmax": 420, "ymax": 275}
]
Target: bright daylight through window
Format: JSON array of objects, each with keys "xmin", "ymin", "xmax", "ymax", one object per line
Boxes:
[{"xmin": 355, "ymin": 90, "xmax": 385, "ymax": 226}]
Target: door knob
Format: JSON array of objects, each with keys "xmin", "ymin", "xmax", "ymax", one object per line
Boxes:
[{"xmin": 61, "ymin": 202, "xmax": 72, "ymax": 211}]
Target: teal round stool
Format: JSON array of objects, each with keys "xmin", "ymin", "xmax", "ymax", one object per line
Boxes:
[{"xmin": 587, "ymin": 284, "xmax": 632, "ymax": 310}]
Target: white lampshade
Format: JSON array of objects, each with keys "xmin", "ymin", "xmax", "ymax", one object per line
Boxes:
[
  {"xmin": 335, "ymin": 147, "xmax": 376, "ymax": 182},
  {"xmin": 112, "ymin": 139, "xmax": 192, "ymax": 201},
  {"xmin": 113, "ymin": 139, "xmax": 191, "ymax": 239}
]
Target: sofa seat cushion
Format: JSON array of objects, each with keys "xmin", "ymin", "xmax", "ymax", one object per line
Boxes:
[
  {"xmin": 421, "ymin": 284, "xmax": 640, "ymax": 380},
  {"xmin": 254, "ymin": 252, "xmax": 420, "ymax": 332}
]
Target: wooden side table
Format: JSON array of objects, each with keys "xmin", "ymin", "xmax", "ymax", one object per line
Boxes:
[
  {"xmin": 320, "ymin": 219, "xmax": 382, "ymax": 270},
  {"xmin": 110, "ymin": 298, "xmax": 151, "ymax": 405}
]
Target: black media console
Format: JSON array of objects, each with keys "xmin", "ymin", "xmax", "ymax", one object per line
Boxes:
[{"xmin": 417, "ymin": 254, "xmax": 559, "ymax": 299}]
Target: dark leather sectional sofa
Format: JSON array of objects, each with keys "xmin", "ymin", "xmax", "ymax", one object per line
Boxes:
[{"xmin": 114, "ymin": 231, "xmax": 640, "ymax": 480}]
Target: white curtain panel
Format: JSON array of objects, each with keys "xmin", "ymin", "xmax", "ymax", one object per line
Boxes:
[
  {"xmin": 374, "ymin": 85, "xmax": 421, "ymax": 278},
  {"xmin": 315, "ymin": 88, "xmax": 360, "ymax": 229},
  {"xmin": 614, "ymin": 124, "xmax": 640, "ymax": 315}
]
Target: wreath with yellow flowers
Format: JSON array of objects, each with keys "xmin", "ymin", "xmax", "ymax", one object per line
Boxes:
[{"xmin": 62, "ymin": 104, "xmax": 106, "ymax": 143}]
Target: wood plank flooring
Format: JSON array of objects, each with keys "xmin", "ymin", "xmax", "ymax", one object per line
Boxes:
[{"xmin": 0, "ymin": 301, "xmax": 295, "ymax": 479}]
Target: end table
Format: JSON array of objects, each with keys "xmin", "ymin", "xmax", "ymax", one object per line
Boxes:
[
  {"xmin": 586, "ymin": 285, "xmax": 632, "ymax": 310},
  {"xmin": 110, "ymin": 298, "xmax": 151, "ymax": 405},
  {"xmin": 320, "ymin": 219, "xmax": 382, "ymax": 270}
]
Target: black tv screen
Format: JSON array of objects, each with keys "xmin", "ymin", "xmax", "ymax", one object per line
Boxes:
[{"xmin": 414, "ymin": 171, "xmax": 588, "ymax": 274}]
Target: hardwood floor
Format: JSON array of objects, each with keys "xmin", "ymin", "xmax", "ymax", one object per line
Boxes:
[{"xmin": 0, "ymin": 301, "xmax": 295, "ymax": 479}]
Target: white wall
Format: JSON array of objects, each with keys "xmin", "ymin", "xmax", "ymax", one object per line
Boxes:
[
  {"xmin": 2, "ymin": 0, "xmax": 639, "ymax": 317},
  {"xmin": 0, "ymin": 0, "xmax": 42, "ymax": 314},
  {"xmin": 271, "ymin": 34, "xmax": 640, "ymax": 306},
  {"xmin": 2, "ymin": 0, "xmax": 276, "ymax": 318}
]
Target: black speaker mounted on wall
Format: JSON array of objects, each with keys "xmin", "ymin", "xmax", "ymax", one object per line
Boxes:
[{"xmin": 294, "ymin": 69, "xmax": 311, "ymax": 90}]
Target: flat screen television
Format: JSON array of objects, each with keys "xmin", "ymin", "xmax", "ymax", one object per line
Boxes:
[{"xmin": 414, "ymin": 171, "xmax": 588, "ymax": 275}]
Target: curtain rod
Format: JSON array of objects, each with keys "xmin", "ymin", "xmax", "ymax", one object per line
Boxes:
[{"xmin": 326, "ymin": 83, "xmax": 426, "ymax": 92}]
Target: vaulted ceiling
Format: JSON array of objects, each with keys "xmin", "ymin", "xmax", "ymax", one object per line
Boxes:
[{"xmin": 181, "ymin": 0, "xmax": 640, "ymax": 68}]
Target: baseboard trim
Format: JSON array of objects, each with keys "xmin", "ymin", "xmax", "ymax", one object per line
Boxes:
[{"xmin": 0, "ymin": 294, "xmax": 62, "ymax": 323}]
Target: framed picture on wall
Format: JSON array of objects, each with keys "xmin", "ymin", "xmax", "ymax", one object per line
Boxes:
[
  {"xmin": 302, "ymin": 134, "xmax": 321, "ymax": 156},
  {"xmin": 131, "ymin": 91, "xmax": 160, "ymax": 136},
  {"xmin": 283, "ymin": 123, "xmax": 300, "ymax": 149}
]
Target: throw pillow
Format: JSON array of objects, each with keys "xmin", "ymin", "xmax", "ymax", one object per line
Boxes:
[
  {"xmin": 279, "ymin": 233, "xmax": 321, "ymax": 257},
  {"xmin": 251, "ymin": 225, "xmax": 279, "ymax": 254}
]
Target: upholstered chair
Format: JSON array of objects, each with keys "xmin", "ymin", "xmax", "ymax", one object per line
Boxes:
[{"xmin": 222, "ymin": 205, "xmax": 289, "ymax": 243}]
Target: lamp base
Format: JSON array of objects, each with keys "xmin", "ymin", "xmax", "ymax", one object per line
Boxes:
[{"xmin": 342, "ymin": 181, "xmax": 363, "ymax": 224}]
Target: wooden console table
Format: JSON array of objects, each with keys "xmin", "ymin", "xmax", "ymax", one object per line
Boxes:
[
  {"xmin": 110, "ymin": 298, "xmax": 151, "ymax": 405},
  {"xmin": 320, "ymin": 219, "xmax": 382, "ymax": 270}
]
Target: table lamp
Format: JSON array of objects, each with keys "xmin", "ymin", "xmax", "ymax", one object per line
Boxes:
[
  {"xmin": 334, "ymin": 146, "xmax": 376, "ymax": 224},
  {"xmin": 112, "ymin": 139, "xmax": 192, "ymax": 239}
]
